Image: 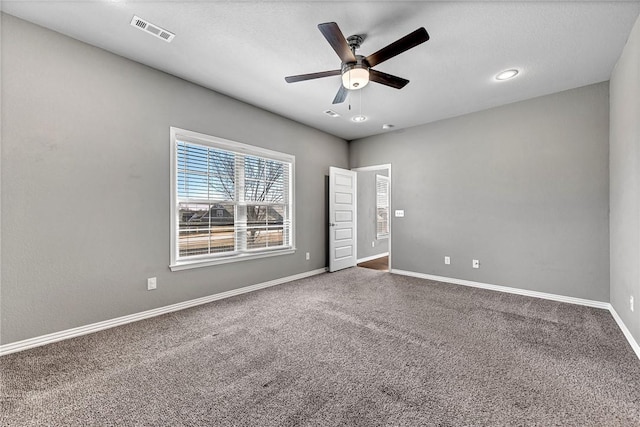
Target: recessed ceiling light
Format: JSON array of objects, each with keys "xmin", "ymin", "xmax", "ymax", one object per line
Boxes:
[
  {"xmin": 351, "ymin": 115, "xmax": 367, "ymax": 123},
  {"xmin": 495, "ymin": 69, "xmax": 519, "ymax": 81},
  {"xmin": 324, "ymin": 110, "xmax": 340, "ymax": 118},
  {"xmin": 382, "ymin": 124, "xmax": 395, "ymax": 130}
]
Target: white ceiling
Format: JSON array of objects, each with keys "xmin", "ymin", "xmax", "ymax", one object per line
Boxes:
[{"xmin": 3, "ymin": 1, "xmax": 640, "ymax": 140}]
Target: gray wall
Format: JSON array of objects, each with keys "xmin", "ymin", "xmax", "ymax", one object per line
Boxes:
[
  {"xmin": 0, "ymin": 14, "xmax": 348, "ymax": 344},
  {"xmin": 610, "ymin": 15, "xmax": 640, "ymax": 345},
  {"xmin": 350, "ymin": 83, "xmax": 610, "ymax": 302},
  {"xmin": 356, "ymin": 169, "xmax": 389, "ymax": 260}
]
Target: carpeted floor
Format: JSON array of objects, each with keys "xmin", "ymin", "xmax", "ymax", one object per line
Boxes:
[{"xmin": 1, "ymin": 268, "xmax": 639, "ymax": 426}]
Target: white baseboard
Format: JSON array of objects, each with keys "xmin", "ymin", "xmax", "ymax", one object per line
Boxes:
[
  {"xmin": 357, "ymin": 252, "xmax": 389, "ymax": 264},
  {"xmin": 391, "ymin": 269, "xmax": 640, "ymax": 361},
  {"xmin": 608, "ymin": 306, "xmax": 640, "ymax": 360},
  {"xmin": 390, "ymin": 269, "xmax": 610, "ymax": 309},
  {"xmin": 0, "ymin": 268, "xmax": 327, "ymax": 357}
]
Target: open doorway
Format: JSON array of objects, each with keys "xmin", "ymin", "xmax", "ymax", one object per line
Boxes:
[
  {"xmin": 353, "ymin": 164, "xmax": 391, "ymax": 272},
  {"xmin": 357, "ymin": 255, "xmax": 389, "ymax": 271}
]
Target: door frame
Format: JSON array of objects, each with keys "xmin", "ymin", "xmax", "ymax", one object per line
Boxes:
[{"xmin": 351, "ymin": 164, "xmax": 392, "ymax": 271}]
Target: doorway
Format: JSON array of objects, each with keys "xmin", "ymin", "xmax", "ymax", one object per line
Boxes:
[
  {"xmin": 352, "ymin": 164, "xmax": 391, "ymax": 272},
  {"xmin": 357, "ymin": 255, "xmax": 389, "ymax": 271}
]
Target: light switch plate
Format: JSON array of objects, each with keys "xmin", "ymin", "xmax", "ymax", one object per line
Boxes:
[{"xmin": 394, "ymin": 210, "xmax": 405, "ymax": 217}]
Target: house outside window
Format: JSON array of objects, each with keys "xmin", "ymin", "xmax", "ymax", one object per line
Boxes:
[{"xmin": 170, "ymin": 127, "xmax": 295, "ymax": 270}]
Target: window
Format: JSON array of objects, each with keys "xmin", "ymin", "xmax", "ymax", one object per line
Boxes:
[
  {"xmin": 376, "ymin": 174, "xmax": 390, "ymax": 239},
  {"xmin": 170, "ymin": 127, "xmax": 294, "ymax": 270}
]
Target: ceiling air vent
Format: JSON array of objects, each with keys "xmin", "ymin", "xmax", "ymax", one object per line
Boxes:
[{"xmin": 130, "ymin": 16, "xmax": 175, "ymax": 43}]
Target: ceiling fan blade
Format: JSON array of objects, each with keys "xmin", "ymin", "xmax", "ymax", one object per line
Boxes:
[
  {"xmin": 332, "ymin": 85, "xmax": 348, "ymax": 104},
  {"xmin": 318, "ymin": 22, "xmax": 357, "ymax": 64},
  {"xmin": 369, "ymin": 69, "xmax": 409, "ymax": 89},
  {"xmin": 365, "ymin": 27, "xmax": 429, "ymax": 68},
  {"xmin": 285, "ymin": 69, "xmax": 341, "ymax": 83}
]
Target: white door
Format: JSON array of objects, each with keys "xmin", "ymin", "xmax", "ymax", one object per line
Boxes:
[{"xmin": 329, "ymin": 167, "xmax": 357, "ymax": 272}]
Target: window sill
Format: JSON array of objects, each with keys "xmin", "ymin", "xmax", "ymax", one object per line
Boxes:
[{"xmin": 169, "ymin": 248, "xmax": 296, "ymax": 271}]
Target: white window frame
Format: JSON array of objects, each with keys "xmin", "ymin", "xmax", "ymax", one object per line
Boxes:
[
  {"xmin": 170, "ymin": 127, "xmax": 295, "ymax": 271},
  {"xmin": 376, "ymin": 174, "xmax": 390, "ymax": 240}
]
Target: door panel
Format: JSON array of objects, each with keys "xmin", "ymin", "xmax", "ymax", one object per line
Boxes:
[
  {"xmin": 329, "ymin": 167, "xmax": 357, "ymax": 272},
  {"xmin": 334, "ymin": 228, "xmax": 352, "ymax": 240}
]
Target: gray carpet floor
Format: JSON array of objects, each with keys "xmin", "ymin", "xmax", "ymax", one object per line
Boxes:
[{"xmin": 1, "ymin": 268, "xmax": 639, "ymax": 426}]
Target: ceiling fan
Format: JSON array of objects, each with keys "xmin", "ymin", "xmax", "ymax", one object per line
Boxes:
[{"xmin": 285, "ymin": 22, "xmax": 430, "ymax": 104}]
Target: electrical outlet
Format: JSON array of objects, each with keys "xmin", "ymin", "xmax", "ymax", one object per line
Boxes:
[
  {"xmin": 472, "ymin": 260, "xmax": 480, "ymax": 269},
  {"xmin": 444, "ymin": 256, "xmax": 450, "ymax": 265},
  {"xmin": 147, "ymin": 277, "xmax": 157, "ymax": 291},
  {"xmin": 372, "ymin": 241, "xmax": 375, "ymax": 248},
  {"xmin": 305, "ymin": 252, "xmax": 310, "ymax": 260},
  {"xmin": 631, "ymin": 296, "xmax": 634, "ymax": 312}
]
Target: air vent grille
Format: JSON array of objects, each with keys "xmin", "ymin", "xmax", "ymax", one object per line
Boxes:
[{"xmin": 130, "ymin": 16, "xmax": 175, "ymax": 43}]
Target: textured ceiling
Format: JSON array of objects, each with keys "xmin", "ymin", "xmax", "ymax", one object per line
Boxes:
[{"xmin": 2, "ymin": 1, "xmax": 640, "ymax": 140}]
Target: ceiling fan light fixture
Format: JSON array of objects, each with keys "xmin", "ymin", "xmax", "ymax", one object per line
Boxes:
[{"xmin": 342, "ymin": 64, "xmax": 370, "ymax": 90}]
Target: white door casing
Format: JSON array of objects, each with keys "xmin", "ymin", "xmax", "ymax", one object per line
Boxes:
[{"xmin": 329, "ymin": 167, "xmax": 357, "ymax": 272}]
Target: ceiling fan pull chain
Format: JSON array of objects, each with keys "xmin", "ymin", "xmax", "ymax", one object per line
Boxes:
[{"xmin": 349, "ymin": 72, "xmax": 352, "ymax": 110}]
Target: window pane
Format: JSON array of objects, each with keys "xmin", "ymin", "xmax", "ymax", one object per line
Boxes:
[
  {"xmin": 377, "ymin": 206, "xmax": 389, "ymax": 236},
  {"xmin": 247, "ymin": 205, "xmax": 268, "ymax": 226},
  {"xmin": 177, "ymin": 141, "xmax": 234, "ymax": 200},
  {"xmin": 244, "ymin": 179, "xmax": 266, "ymax": 202},
  {"xmin": 208, "ymin": 150, "xmax": 235, "ymax": 200},
  {"xmin": 246, "ymin": 205, "xmax": 286, "ymax": 225},
  {"xmin": 268, "ymin": 227, "xmax": 284, "ymax": 247},
  {"xmin": 244, "ymin": 156, "xmax": 286, "ymax": 203},
  {"xmin": 265, "ymin": 178, "xmax": 285, "ymax": 203},
  {"xmin": 245, "ymin": 205, "xmax": 287, "ymax": 249},
  {"xmin": 178, "ymin": 203, "xmax": 235, "ymax": 257},
  {"xmin": 246, "ymin": 227, "xmax": 268, "ymax": 250},
  {"xmin": 246, "ymin": 226, "xmax": 284, "ymax": 250},
  {"xmin": 266, "ymin": 205, "xmax": 285, "ymax": 225}
]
